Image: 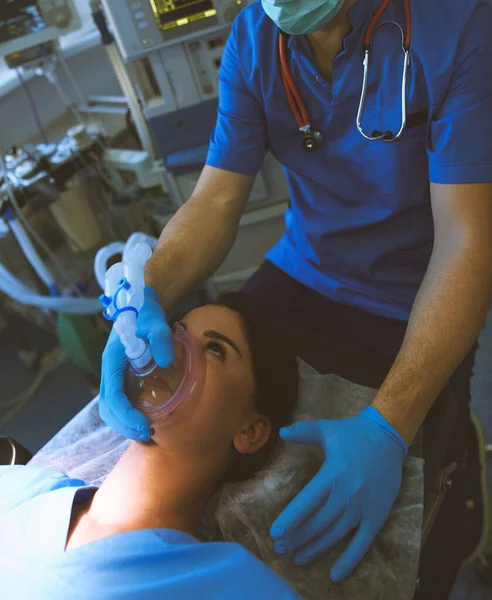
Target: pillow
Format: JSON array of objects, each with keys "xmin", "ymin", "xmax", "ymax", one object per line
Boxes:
[{"xmin": 215, "ymin": 359, "xmax": 424, "ymax": 600}]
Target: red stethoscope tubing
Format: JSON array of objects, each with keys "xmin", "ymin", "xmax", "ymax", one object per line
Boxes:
[
  {"xmin": 279, "ymin": 33, "xmax": 311, "ymax": 128},
  {"xmin": 364, "ymin": 0, "xmax": 411, "ymax": 48},
  {"xmin": 279, "ymin": 0, "xmax": 412, "ymax": 131}
]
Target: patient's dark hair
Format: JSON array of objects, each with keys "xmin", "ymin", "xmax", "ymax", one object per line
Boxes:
[{"xmin": 214, "ymin": 292, "xmax": 299, "ymax": 484}]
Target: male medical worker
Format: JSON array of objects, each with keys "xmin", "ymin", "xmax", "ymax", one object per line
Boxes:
[{"xmin": 100, "ymin": 1, "xmax": 492, "ymax": 598}]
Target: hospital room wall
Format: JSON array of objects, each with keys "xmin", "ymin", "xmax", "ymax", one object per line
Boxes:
[{"xmin": 0, "ymin": 44, "xmax": 124, "ymax": 150}]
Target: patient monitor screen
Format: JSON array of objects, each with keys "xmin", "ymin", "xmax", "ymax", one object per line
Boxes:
[
  {"xmin": 0, "ymin": 1, "xmax": 46, "ymax": 44},
  {"xmin": 149, "ymin": 0, "xmax": 216, "ymax": 31}
]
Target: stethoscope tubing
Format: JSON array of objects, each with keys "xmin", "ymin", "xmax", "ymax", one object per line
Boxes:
[
  {"xmin": 279, "ymin": 33, "xmax": 311, "ymax": 130},
  {"xmin": 279, "ymin": 0, "xmax": 412, "ymax": 147}
]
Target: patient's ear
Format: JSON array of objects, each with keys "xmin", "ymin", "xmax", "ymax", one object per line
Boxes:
[{"xmin": 233, "ymin": 416, "xmax": 271, "ymax": 455}]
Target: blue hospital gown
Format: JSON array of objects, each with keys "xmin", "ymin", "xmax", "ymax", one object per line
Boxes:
[{"xmin": 0, "ymin": 466, "xmax": 301, "ymax": 599}]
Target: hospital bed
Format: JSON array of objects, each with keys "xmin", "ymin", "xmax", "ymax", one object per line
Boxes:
[{"xmin": 1, "ymin": 368, "xmax": 491, "ymax": 596}]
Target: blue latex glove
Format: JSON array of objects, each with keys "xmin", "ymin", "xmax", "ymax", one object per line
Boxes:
[
  {"xmin": 99, "ymin": 286, "xmax": 174, "ymax": 441},
  {"xmin": 271, "ymin": 406, "xmax": 408, "ymax": 583}
]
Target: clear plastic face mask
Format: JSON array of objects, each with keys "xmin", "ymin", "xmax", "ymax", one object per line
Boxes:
[{"xmin": 126, "ymin": 324, "xmax": 206, "ymax": 425}]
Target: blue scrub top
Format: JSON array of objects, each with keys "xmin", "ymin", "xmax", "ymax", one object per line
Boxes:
[
  {"xmin": 206, "ymin": 0, "xmax": 492, "ymax": 320},
  {"xmin": 0, "ymin": 466, "xmax": 301, "ymax": 599}
]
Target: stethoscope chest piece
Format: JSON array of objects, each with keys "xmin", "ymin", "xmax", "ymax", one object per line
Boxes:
[{"xmin": 301, "ymin": 128, "xmax": 323, "ymax": 152}]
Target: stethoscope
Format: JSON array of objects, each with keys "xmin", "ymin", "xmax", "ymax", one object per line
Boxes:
[{"xmin": 279, "ymin": 0, "xmax": 412, "ymax": 152}]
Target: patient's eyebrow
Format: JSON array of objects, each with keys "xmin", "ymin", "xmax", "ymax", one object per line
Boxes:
[
  {"xmin": 178, "ymin": 322, "xmax": 242, "ymax": 358},
  {"xmin": 203, "ymin": 330, "xmax": 242, "ymax": 359}
]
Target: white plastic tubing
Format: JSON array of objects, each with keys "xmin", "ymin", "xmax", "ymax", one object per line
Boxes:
[
  {"xmin": 94, "ymin": 232, "xmax": 157, "ymax": 290},
  {"xmin": 104, "ymin": 239, "xmax": 154, "ymax": 368},
  {"xmin": 8, "ymin": 217, "xmax": 58, "ymax": 293},
  {"xmin": 1, "ymin": 223, "xmax": 156, "ymax": 313},
  {"xmin": 0, "ymin": 214, "xmax": 100, "ymax": 313},
  {"xmin": 0, "ymin": 261, "xmax": 101, "ymax": 313}
]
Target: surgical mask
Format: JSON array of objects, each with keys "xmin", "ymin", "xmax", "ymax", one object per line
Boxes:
[
  {"xmin": 126, "ymin": 324, "xmax": 206, "ymax": 426},
  {"xmin": 261, "ymin": 0, "xmax": 346, "ymax": 36}
]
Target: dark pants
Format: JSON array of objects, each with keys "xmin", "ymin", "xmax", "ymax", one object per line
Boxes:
[{"xmin": 242, "ymin": 261, "xmax": 476, "ymax": 600}]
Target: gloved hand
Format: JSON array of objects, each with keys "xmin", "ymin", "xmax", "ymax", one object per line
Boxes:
[
  {"xmin": 271, "ymin": 406, "xmax": 407, "ymax": 583},
  {"xmin": 99, "ymin": 286, "xmax": 174, "ymax": 441}
]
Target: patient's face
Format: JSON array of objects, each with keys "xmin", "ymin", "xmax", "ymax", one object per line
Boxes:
[{"xmin": 142, "ymin": 305, "xmax": 266, "ymax": 458}]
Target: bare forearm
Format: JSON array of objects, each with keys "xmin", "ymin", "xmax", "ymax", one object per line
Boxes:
[
  {"xmin": 145, "ymin": 197, "xmax": 240, "ymax": 311},
  {"xmin": 372, "ymin": 243, "xmax": 492, "ymax": 444},
  {"xmin": 144, "ymin": 167, "xmax": 253, "ymax": 312}
]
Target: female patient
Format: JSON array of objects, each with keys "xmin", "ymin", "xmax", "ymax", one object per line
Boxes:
[{"xmin": 0, "ymin": 293, "xmax": 301, "ymax": 599}]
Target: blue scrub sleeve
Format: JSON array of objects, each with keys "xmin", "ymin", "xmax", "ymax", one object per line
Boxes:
[
  {"xmin": 206, "ymin": 21, "xmax": 268, "ymax": 176},
  {"xmin": 428, "ymin": 1, "xmax": 492, "ymax": 184}
]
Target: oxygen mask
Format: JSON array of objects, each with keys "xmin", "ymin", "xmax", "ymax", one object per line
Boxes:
[{"xmin": 126, "ymin": 324, "xmax": 206, "ymax": 425}]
